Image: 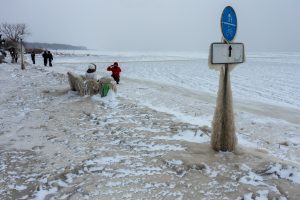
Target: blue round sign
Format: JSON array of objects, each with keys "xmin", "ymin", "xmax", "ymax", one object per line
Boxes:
[{"xmin": 221, "ymin": 6, "xmax": 237, "ymax": 42}]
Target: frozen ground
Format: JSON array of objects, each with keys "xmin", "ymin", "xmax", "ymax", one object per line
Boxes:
[{"xmin": 0, "ymin": 51, "xmax": 300, "ymax": 199}]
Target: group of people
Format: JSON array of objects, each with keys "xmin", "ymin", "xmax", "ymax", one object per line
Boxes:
[
  {"xmin": 85, "ymin": 62, "xmax": 122, "ymax": 84},
  {"xmin": 29, "ymin": 51, "xmax": 122, "ymax": 84},
  {"xmin": 42, "ymin": 51, "xmax": 53, "ymax": 66},
  {"xmin": 30, "ymin": 50, "xmax": 54, "ymax": 66}
]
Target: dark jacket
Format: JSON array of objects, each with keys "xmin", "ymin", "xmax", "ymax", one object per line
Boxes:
[
  {"xmin": 48, "ymin": 52, "xmax": 53, "ymax": 60},
  {"xmin": 42, "ymin": 52, "xmax": 48, "ymax": 59}
]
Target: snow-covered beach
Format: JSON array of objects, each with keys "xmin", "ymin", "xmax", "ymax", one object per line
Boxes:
[{"xmin": 1, "ymin": 51, "xmax": 300, "ymax": 199}]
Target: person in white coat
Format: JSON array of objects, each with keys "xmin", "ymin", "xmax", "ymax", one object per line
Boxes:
[{"xmin": 85, "ymin": 63, "xmax": 97, "ymax": 80}]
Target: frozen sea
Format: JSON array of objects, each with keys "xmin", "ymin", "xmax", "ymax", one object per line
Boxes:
[{"xmin": 43, "ymin": 50, "xmax": 300, "ymax": 109}]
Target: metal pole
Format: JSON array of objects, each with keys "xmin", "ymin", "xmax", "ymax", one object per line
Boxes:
[
  {"xmin": 21, "ymin": 39, "xmax": 25, "ymax": 70},
  {"xmin": 220, "ymin": 64, "xmax": 228, "ymax": 151}
]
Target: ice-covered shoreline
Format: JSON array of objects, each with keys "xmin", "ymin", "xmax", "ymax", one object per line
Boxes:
[{"xmin": 1, "ymin": 52, "xmax": 300, "ymax": 199}]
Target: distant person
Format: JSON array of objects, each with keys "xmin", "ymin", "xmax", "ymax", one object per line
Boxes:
[
  {"xmin": 9, "ymin": 47, "xmax": 18, "ymax": 63},
  {"xmin": 85, "ymin": 63, "xmax": 97, "ymax": 80},
  {"xmin": 9, "ymin": 48, "xmax": 15, "ymax": 63},
  {"xmin": 42, "ymin": 51, "xmax": 48, "ymax": 66},
  {"xmin": 48, "ymin": 51, "xmax": 53, "ymax": 67},
  {"xmin": 107, "ymin": 62, "xmax": 122, "ymax": 84},
  {"xmin": 31, "ymin": 52, "xmax": 35, "ymax": 64}
]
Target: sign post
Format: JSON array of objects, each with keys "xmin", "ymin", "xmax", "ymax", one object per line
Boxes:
[
  {"xmin": 209, "ymin": 6, "xmax": 245, "ymax": 152},
  {"xmin": 211, "ymin": 43, "xmax": 244, "ymax": 64},
  {"xmin": 221, "ymin": 6, "xmax": 237, "ymax": 43}
]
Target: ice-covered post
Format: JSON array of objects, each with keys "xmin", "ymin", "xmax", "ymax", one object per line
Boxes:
[
  {"xmin": 20, "ymin": 38, "xmax": 25, "ymax": 70},
  {"xmin": 209, "ymin": 6, "xmax": 245, "ymax": 152}
]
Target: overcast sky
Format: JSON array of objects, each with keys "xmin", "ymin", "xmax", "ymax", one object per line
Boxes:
[{"xmin": 1, "ymin": 0, "xmax": 300, "ymax": 52}]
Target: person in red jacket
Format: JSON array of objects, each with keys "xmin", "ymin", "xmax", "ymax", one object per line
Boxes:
[{"xmin": 107, "ymin": 62, "xmax": 122, "ymax": 84}]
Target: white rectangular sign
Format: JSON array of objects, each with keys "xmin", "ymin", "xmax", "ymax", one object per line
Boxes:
[{"xmin": 211, "ymin": 43, "xmax": 244, "ymax": 64}]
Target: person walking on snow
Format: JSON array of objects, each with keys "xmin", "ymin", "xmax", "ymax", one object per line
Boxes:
[
  {"xmin": 42, "ymin": 51, "xmax": 48, "ymax": 66},
  {"xmin": 107, "ymin": 62, "xmax": 121, "ymax": 84},
  {"xmin": 31, "ymin": 52, "xmax": 35, "ymax": 64},
  {"xmin": 48, "ymin": 51, "xmax": 53, "ymax": 67}
]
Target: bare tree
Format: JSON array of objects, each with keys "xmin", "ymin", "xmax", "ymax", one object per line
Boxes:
[
  {"xmin": 0, "ymin": 23, "xmax": 29, "ymax": 67},
  {"xmin": 0, "ymin": 23, "xmax": 29, "ymax": 43}
]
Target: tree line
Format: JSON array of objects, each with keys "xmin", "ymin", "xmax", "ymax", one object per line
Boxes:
[{"xmin": 0, "ymin": 23, "xmax": 87, "ymax": 64}]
